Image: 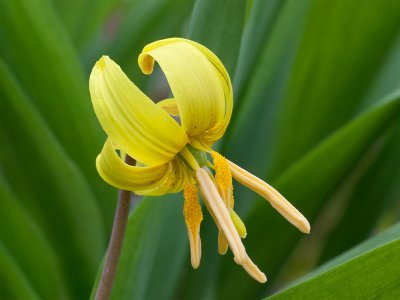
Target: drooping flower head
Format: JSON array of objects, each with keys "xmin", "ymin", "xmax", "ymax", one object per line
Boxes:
[{"xmin": 89, "ymin": 38, "xmax": 310, "ymax": 283}]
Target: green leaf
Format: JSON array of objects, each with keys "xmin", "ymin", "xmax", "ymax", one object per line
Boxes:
[
  {"xmin": 271, "ymin": 0, "xmax": 400, "ymax": 174},
  {"xmin": 51, "ymin": 0, "xmax": 119, "ymax": 48},
  {"xmin": 268, "ymin": 239, "xmax": 400, "ymax": 299},
  {"xmin": 233, "ymin": 0, "xmax": 286, "ymax": 101},
  {"xmin": 109, "ymin": 195, "xmax": 187, "ymax": 300},
  {"xmin": 299, "ymin": 221, "xmax": 400, "ymax": 282},
  {"xmin": 0, "ymin": 177, "xmax": 69, "ymax": 300},
  {"xmin": 314, "ymin": 33, "xmax": 400, "ymax": 264},
  {"xmin": 218, "ymin": 89, "xmax": 400, "ymax": 299},
  {"xmin": 187, "ymin": 0, "xmax": 247, "ymax": 76},
  {"xmin": 0, "ymin": 242, "xmax": 41, "ymax": 300},
  {"xmin": 0, "ymin": 0, "xmax": 102, "ymax": 161},
  {"xmin": 0, "ymin": 60, "xmax": 105, "ymax": 299},
  {"xmin": 318, "ymin": 124, "xmax": 400, "ymax": 264},
  {"xmin": 0, "ymin": 0, "xmax": 115, "ymax": 226},
  {"xmin": 223, "ymin": 0, "xmax": 312, "ymax": 207}
]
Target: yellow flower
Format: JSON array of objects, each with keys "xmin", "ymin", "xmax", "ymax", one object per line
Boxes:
[{"xmin": 89, "ymin": 38, "xmax": 310, "ymax": 283}]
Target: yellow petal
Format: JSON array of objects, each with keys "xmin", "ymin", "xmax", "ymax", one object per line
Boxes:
[
  {"xmin": 89, "ymin": 56, "xmax": 188, "ymax": 166},
  {"xmin": 157, "ymin": 98, "xmax": 179, "ymax": 116},
  {"xmin": 183, "ymin": 183, "xmax": 203, "ymax": 268},
  {"xmin": 228, "ymin": 160, "xmax": 311, "ymax": 234},
  {"xmin": 242, "ymin": 258, "xmax": 267, "ymax": 283},
  {"xmin": 96, "ymin": 139, "xmax": 187, "ymax": 196},
  {"xmin": 139, "ymin": 38, "xmax": 233, "ymax": 148}
]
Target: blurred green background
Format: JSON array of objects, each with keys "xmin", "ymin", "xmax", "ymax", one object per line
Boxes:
[{"xmin": 1, "ymin": 0, "xmax": 400, "ymax": 299}]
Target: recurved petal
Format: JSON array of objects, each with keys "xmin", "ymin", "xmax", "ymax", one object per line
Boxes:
[
  {"xmin": 89, "ymin": 56, "xmax": 188, "ymax": 166},
  {"xmin": 96, "ymin": 139, "xmax": 186, "ymax": 195},
  {"xmin": 137, "ymin": 156, "xmax": 190, "ymax": 196},
  {"xmin": 139, "ymin": 38, "xmax": 232, "ymax": 148},
  {"xmin": 228, "ymin": 160, "xmax": 311, "ymax": 234}
]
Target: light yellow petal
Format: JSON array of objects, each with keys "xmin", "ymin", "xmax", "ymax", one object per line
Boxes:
[
  {"xmin": 183, "ymin": 183, "xmax": 203, "ymax": 268},
  {"xmin": 228, "ymin": 160, "xmax": 311, "ymax": 234},
  {"xmin": 139, "ymin": 38, "xmax": 233, "ymax": 148},
  {"xmin": 96, "ymin": 139, "xmax": 186, "ymax": 195},
  {"xmin": 135, "ymin": 156, "xmax": 189, "ymax": 196},
  {"xmin": 242, "ymin": 258, "xmax": 267, "ymax": 283},
  {"xmin": 89, "ymin": 56, "xmax": 188, "ymax": 166},
  {"xmin": 157, "ymin": 98, "xmax": 179, "ymax": 116}
]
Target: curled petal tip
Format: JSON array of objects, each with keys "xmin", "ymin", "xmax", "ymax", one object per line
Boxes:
[
  {"xmin": 138, "ymin": 53, "xmax": 154, "ymax": 74},
  {"xmin": 95, "ymin": 55, "xmax": 110, "ymax": 70}
]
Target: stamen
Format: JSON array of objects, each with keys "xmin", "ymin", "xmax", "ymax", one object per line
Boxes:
[
  {"xmin": 180, "ymin": 147, "xmax": 200, "ymax": 171},
  {"xmin": 211, "ymin": 151, "xmax": 233, "ymax": 207},
  {"xmin": 228, "ymin": 160, "xmax": 311, "ymax": 234},
  {"xmin": 212, "ymin": 151, "xmax": 237, "ymax": 253},
  {"xmin": 218, "ymin": 231, "xmax": 228, "ymax": 255},
  {"xmin": 196, "ymin": 168, "xmax": 267, "ymax": 282},
  {"xmin": 183, "ymin": 183, "xmax": 203, "ymax": 268},
  {"xmin": 196, "ymin": 168, "xmax": 247, "ymax": 264}
]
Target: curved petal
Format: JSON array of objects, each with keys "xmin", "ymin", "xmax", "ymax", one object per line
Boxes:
[
  {"xmin": 89, "ymin": 56, "xmax": 188, "ymax": 166},
  {"xmin": 96, "ymin": 139, "xmax": 188, "ymax": 195},
  {"xmin": 139, "ymin": 38, "xmax": 233, "ymax": 149},
  {"xmin": 137, "ymin": 156, "xmax": 190, "ymax": 196}
]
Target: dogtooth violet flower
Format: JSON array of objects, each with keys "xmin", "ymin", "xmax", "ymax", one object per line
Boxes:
[{"xmin": 89, "ymin": 38, "xmax": 310, "ymax": 283}]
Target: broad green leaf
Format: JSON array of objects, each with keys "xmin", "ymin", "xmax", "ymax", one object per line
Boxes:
[
  {"xmin": 316, "ymin": 33, "xmax": 400, "ymax": 264},
  {"xmin": 0, "ymin": 177, "xmax": 69, "ymax": 300},
  {"xmin": 271, "ymin": 0, "xmax": 400, "ymax": 175},
  {"xmin": 218, "ymin": 90, "xmax": 400, "ymax": 299},
  {"xmin": 223, "ymin": 0, "xmax": 312, "ymax": 211},
  {"xmin": 268, "ymin": 239, "xmax": 400, "ymax": 299},
  {"xmin": 0, "ymin": 0, "xmax": 115, "ymax": 225},
  {"xmin": 109, "ymin": 195, "xmax": 187, "ymax": 300},
  {"xmin": 233, "ymin": 0, "xmax": 286, "ymax": 101},
  {"xmin": 360, "ymin": 35, "xmax": 400, "ymax": 109},
  {"xmin": 299, "ymin": 221, "xmax": 400, "ymax": 283},
  {"xmin": 317, "ymin": 124, "xmax": 400, "ymax": 264},
  {"xmin": 0, "ymin": 242, "xmax": 41, "ymax": 300},
  {"xmin": 51, "ymin": 0, "xmax": 119, "ymax": 48},
  {"xmin": 0, "ymin": 60, "xmax": 105, "ymax": 299},
  {"xmin": 187, "ymin": 0, "xmax": 247, "ymax": 76}
]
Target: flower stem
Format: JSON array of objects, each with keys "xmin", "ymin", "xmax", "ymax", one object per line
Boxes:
[{"xmin": 95, "ymin": 155, "xmax": 135, "ymax": 300}]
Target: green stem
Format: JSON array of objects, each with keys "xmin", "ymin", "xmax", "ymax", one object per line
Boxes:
[{"xmin": 95, "ymin": 155, "xmax": 135, "ymax": 300}]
